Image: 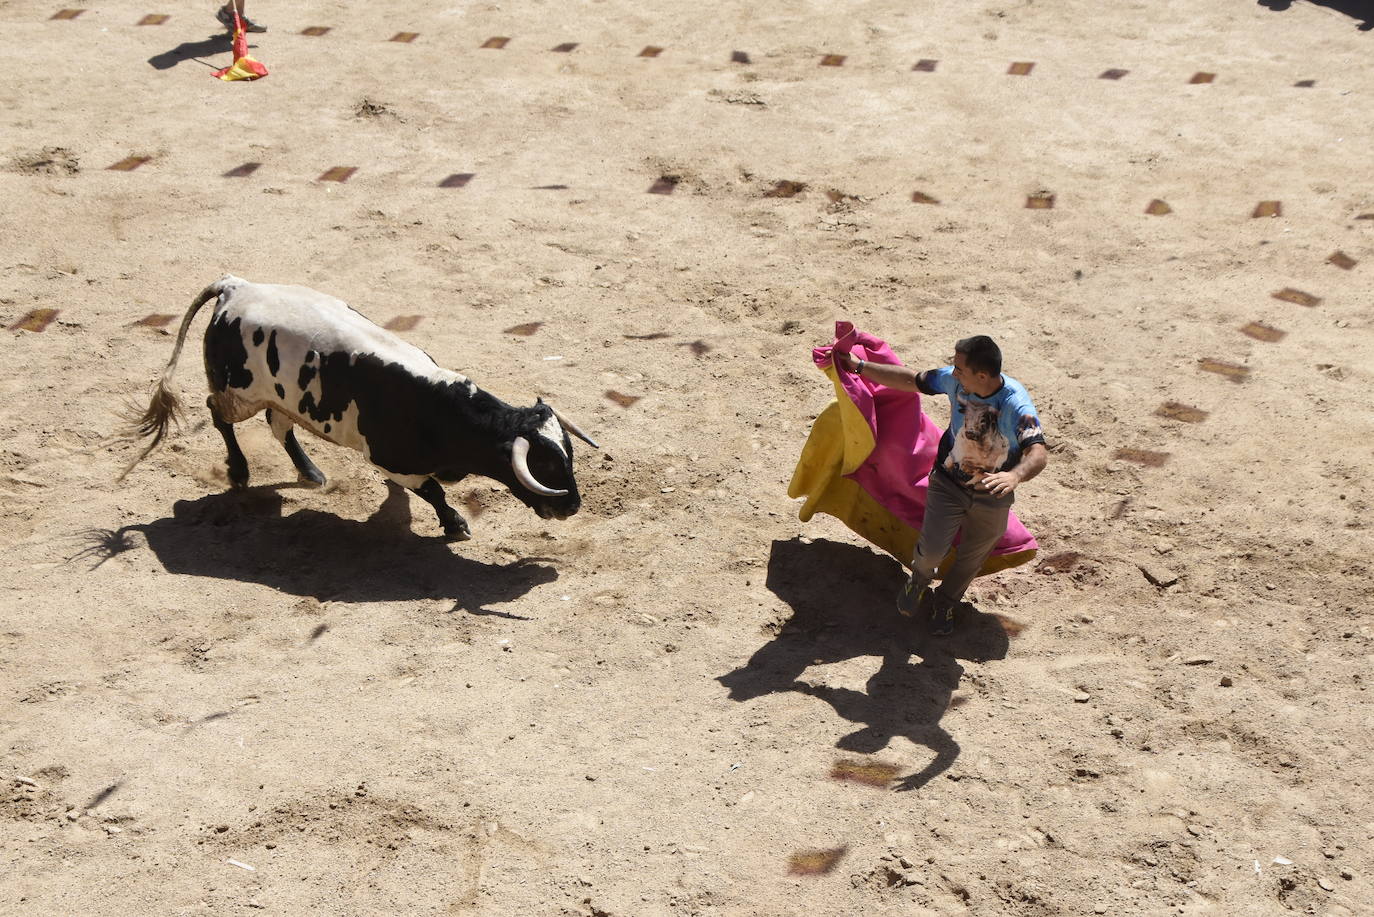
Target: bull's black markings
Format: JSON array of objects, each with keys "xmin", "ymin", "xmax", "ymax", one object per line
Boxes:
[
  {"xmin": 275, "ymin": 384, "xmax": 286, "ymax": 399},
  {"xmin": 205, "ymin": 314, "xmax": 253, "ymax": 390},
  {"xmin": 296, "ymin": 351, "xmax": 355, "ymax": 426},
  {"xmin": 297, "ymin": 361, "xmax": 317, "ymax": 391},
  {"xmin": 252, "ymin": 328, "xmax": 264, "ymax": 346},
  {"xmin": 266, "ymin": 330, "xmax": 281, "ymax": 376}
]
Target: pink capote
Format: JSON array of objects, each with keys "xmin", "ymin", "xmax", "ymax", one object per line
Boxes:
[{"xmin": 811, "ymin": 321, "xmax": 1037, "ymax": 564}]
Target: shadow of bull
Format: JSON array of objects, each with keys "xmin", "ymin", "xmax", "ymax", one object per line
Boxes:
[{"xmin": 83, "ymin": 483, "xmax": 557, "ymax": 616}]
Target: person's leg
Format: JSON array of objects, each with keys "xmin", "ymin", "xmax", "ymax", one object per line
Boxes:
[
  {"xmin": 927, "ymin": 491, "xmax": 1013, "ymax": 633},
  {"xmin": 898, "ymin": 469, "xmax": 969, "ymax": 615},
  {"xmin": 217, "ymin": 0, "xmax": 266, "ymax": 32}
]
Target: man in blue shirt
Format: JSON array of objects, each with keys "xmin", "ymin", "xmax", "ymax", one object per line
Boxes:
[{"xmin": 841, "ymin": 335, "xmax": 1048, "ymax": 634}]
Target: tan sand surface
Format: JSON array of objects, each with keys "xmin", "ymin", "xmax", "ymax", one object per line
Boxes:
[{"xmin": 2, "ymin": 0, "xmax": 1373, "ymax": 913}]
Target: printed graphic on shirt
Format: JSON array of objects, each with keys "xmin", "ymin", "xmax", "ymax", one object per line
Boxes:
[
  {"xmin": 945, "ymin": 394, "xmax": 1009, "ymax": 480},
  {"xmin": 923, "ymin": 367, "xmax": 1046, "ymax": 487},
  {"xmin": 1016, "ymin": 412, "xmax": 1045, "ymax": 446}
]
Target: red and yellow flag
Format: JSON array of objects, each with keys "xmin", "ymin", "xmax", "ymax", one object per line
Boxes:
[{"xmin": 211, "ymin": 12, "xmax": 268, "ymax": 81}]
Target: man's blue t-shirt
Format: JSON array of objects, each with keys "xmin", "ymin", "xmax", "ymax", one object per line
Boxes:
[{"xmin": 917, "ymin": 367, "xmax": 1046, "ymax": 488}]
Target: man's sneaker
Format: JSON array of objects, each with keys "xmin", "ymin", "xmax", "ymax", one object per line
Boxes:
[
  {"xmin": 217, "ymin": 5, "xmax": 267, "ymax": 32},
  {"xmin": 896, "ymin": 576, "xmax": 927, "ymax": 617},
  {"xmin": 930, "ymin": 596, "xmax": 956, "ymax": 636}
]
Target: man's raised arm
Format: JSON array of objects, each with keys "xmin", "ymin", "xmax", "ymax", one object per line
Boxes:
[{"xmin": 837, "ymin": 351, "xmax": 923, "ymax": 393}]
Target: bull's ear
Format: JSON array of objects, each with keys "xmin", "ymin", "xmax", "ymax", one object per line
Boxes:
[{"xmin": 535, "ymin": 396, "xmax": 545, "ymax": 405}]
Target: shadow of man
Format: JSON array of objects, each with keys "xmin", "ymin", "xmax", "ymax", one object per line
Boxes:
[
  {"xmin": 148, "ymin": 34, "xmax": 235, "ymax": 70},
  {"xmin": 82, "ymin": 482, "xmax": 556, "ymax": 616},
  {"xmin": 717, "ymin": 537, "xmax": 1011, "ymax": 791},
  {"xmin": 1258, "ymin": 0, "xmax": 1374, "ymax": 30}
]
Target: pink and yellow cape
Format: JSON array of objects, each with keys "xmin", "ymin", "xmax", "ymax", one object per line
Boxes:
[{"xmin": 788, "ymin": 321, "xmax": 1038, "ymax": 576}]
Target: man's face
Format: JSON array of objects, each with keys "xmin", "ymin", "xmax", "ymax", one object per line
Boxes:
[
  {"xmin": 950, "ymin": 354, "xmax": 983, "ymax": 390},
  {"xmin": 951, "ymin": 351, "xmax": 996, "ymax": 394}
]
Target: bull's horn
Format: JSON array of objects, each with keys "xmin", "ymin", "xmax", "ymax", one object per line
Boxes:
[
  {"xmin": 511, "ymin": 436, "xmax": 569, "ymax": 497},
  {"xmin": 549, "ymin": 406, "xmax": 600, "ymax": 449}
]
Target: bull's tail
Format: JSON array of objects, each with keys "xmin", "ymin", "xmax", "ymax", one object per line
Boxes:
[{"xmin": 116, "ymin": 280, "xmax": 225, "ymax": 481}]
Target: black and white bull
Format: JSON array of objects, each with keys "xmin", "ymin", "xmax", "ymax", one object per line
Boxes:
[{"xmin": 121, "ymin": 275, "xmax": 597, "ymax": 539}]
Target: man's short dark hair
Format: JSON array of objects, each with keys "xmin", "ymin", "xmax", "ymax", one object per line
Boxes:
[{"xmin": 955, "ymin": 335, "xmax": 1002, "ymax": 376}]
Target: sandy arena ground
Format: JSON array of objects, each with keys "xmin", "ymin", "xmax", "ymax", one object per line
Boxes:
[{"xmin": 2, "ymin": 0, "xmax": 1373, "ymax": 914}]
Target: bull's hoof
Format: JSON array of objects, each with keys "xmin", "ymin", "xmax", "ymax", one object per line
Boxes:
[
  {"xmin": 227, "ymin": 466, "xmax": 250, "ymax": 489},
  {"xmin": 443, "ymin": 522, "xmax": 472, "ymax": 542},
  {"xmin": 299, "ymin": 468, "xmax": 327, "ymax": 487}
]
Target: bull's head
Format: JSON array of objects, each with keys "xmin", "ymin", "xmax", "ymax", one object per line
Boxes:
[{"xmin": 505, "ymin": 400, "xmax": 598, "ymax": 519}]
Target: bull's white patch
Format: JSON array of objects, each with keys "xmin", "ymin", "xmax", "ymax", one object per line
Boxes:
[
  {"xmin": 537, "ymin": 412, "xmax": 567, "ymax": 458},
  {"xmin": 216, "ymin": 277, "xmax": 476, "ymax": 395}
]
